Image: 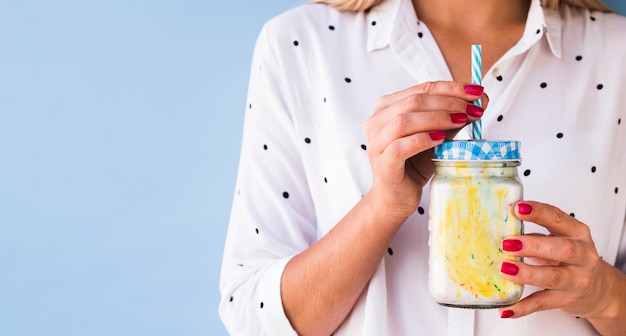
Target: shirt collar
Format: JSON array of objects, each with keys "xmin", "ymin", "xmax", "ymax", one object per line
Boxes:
[
  {"xmin": 366, "ymin": 0, "xmax": 405, "ymax": 52},
  {"xmin": 524, "ymin": 0, "xmax": 563, "ymax": 58},
  {"xmin": 366, "ymin": 0, "xmax": 563, "ymax": 59}
]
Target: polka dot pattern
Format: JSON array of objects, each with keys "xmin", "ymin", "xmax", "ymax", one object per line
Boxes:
[{"xmin": 221, "ymin": 4, "xmax": 626, "ymax": 335}]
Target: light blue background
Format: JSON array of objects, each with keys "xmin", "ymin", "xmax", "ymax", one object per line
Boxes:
[{"xmin": 0, "ymin": 1, "xmax": 623, "ymax": 335}]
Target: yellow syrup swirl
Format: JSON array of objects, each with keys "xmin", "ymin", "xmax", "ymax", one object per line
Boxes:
[{"xmin": 435, "ymin": 167, "xmax": 521, "ymax": 299}]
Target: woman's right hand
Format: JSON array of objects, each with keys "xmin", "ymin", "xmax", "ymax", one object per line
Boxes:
[
  {"xmin": 280, "ymin": 81, "xmax": 488, "ymax": 336},
  {"xmin": 364, "ymin": 81, "xmax": 488, "ymax": 222}
]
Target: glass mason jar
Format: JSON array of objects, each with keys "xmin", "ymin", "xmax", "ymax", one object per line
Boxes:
[{"xmin": 428, "ymin": 140, "xmax": 524, "ymax": 308}]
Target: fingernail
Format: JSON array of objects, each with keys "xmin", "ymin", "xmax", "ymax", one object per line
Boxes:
[
  {"xmin": 466, "ymin": 104, "xmax": 484, "ymax": 117},
  {"xmin": 464, "ymin": 84, "xmax": 484, "ymax": 96},
  {"xmin": 500, "ymin": 310, "xmax": 514, "ymax": 318},
  {"xmin": 500, "ymin": 262, "xmax": 519, "ymax": 276},
  {"xmin": 517, "ymin": 203, "xmax": 533, "ymax": 215},
  {"xmin": 450, "ymin": 113, "xmax": 468, "ymax": 123},
  {"xmin": 429, "ymin": 131, "xmax": 446, "ymax": 141},
  {"xmin": 502, "ymin": 239, "xmax": 523, "ymax": 252}
]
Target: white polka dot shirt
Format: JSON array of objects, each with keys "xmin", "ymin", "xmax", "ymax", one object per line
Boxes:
[{"xmin": 219, "ymin": 0, "xmax": 626, "ymax": 335}]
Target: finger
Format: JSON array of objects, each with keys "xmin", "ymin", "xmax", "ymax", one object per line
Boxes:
[
  {"xmin": 502, "ymin": 235, "xmax": 587, "ymax": 265},
  {"xmin": 499, "ymin": 260, "xmax": 573, "ymax": 290},
  {"xmin": 376, "ymin": 131, "xmax": 446, "ymax": 179},
  {"xmin": 387, "ymin": 89, "xmax": 481, "ymax": 117},
  {"xmin": 504, "ymin": 233, "xmax": 563, "ymax": 266},
  {"xmin": 514, "ymin": 201, "xmax": 587, "ymax": 238},
  {"xmin": 366, "ymin": 96, "xmax": 482, "ymax": 140},
  {"xmin": 375, "ymin": 81, "xmax": 484, "ymax": 110},
  {"xmin": 368, "ymin": 111, "xmax": 468, "ymax": 156},
  {"xmin": 499, "ymin": 290, "xmax": 568, "ymax": 319}
]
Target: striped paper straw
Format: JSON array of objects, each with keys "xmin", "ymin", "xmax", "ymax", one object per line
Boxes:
[{"xmin": 471, "ymin": 44, "xmax": 483, "ymax": 140}]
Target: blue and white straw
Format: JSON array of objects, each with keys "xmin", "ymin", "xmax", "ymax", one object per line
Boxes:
[{"xmin": 471, "ymin": 44, "xmax": 483, "ymax": 140}]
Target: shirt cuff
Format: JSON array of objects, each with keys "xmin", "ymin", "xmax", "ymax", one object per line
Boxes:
[{"xmin": 258, "ymin": 256, "xmax": 298, "ymax": 336}]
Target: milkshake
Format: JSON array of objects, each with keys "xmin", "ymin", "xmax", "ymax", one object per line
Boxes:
[{"xmin": 428, "ymin": 140, "xmax": 524, "ymax": 308}]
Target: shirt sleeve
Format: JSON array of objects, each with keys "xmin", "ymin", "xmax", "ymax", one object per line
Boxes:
[{"xmin": 218, "ymin": 20, "xmax": 317, "ymax": 336}]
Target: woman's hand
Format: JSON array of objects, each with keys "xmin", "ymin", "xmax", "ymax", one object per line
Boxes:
[
  {"xmin": 499, "ymin": 201, "xmax": 626, "ymax": 335},
  {"xmin": 281, "ymin": 81, "xmax": 486, "ymax": 336},
  {"xmin": 364, "ymin": 81, "xmax": 486, "ymax": 221}
]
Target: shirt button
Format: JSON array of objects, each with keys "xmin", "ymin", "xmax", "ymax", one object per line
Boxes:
[{"xmin": 492, "ymin": 67, "xmax": 501, "ymax": 77}]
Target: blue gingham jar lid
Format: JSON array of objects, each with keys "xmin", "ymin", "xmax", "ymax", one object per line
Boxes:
[{"xmin": 433, "ymin": 140, "xmax": 521, "ymax": 161}]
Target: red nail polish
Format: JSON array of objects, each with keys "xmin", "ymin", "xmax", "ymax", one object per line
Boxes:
[
  {"xmin": 429, "ymin": 131, "xmax": 446, "ymax": 141},
  {"xmin": 502, "ymin": 239, "xmax": 523, "ymax": 252},
  {"xmin": 464, "ymin": 84, "xmax": 484, "ymax": 96},
  {"xmin": 500, "ymin": 310, "xmax": 514, "ymax": 318},
  {"xmin": 517, "ymin": 203, "xmax": 533, "ymax": 215},
  {"xmin": 450, "ymin": 113, "xmax": 468, "ymax": 123},
  {"xmin": 466, "ymin": 104, "xmax": 484, "ymax": 117},
  {"xmin": 500, "ymin": 262, "xmax": 519, "ymax": 276}
]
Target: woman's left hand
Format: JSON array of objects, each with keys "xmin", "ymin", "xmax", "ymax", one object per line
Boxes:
[{"xmin": 498, "ymin": 201, "xmax": 626, "ymax": 334}]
